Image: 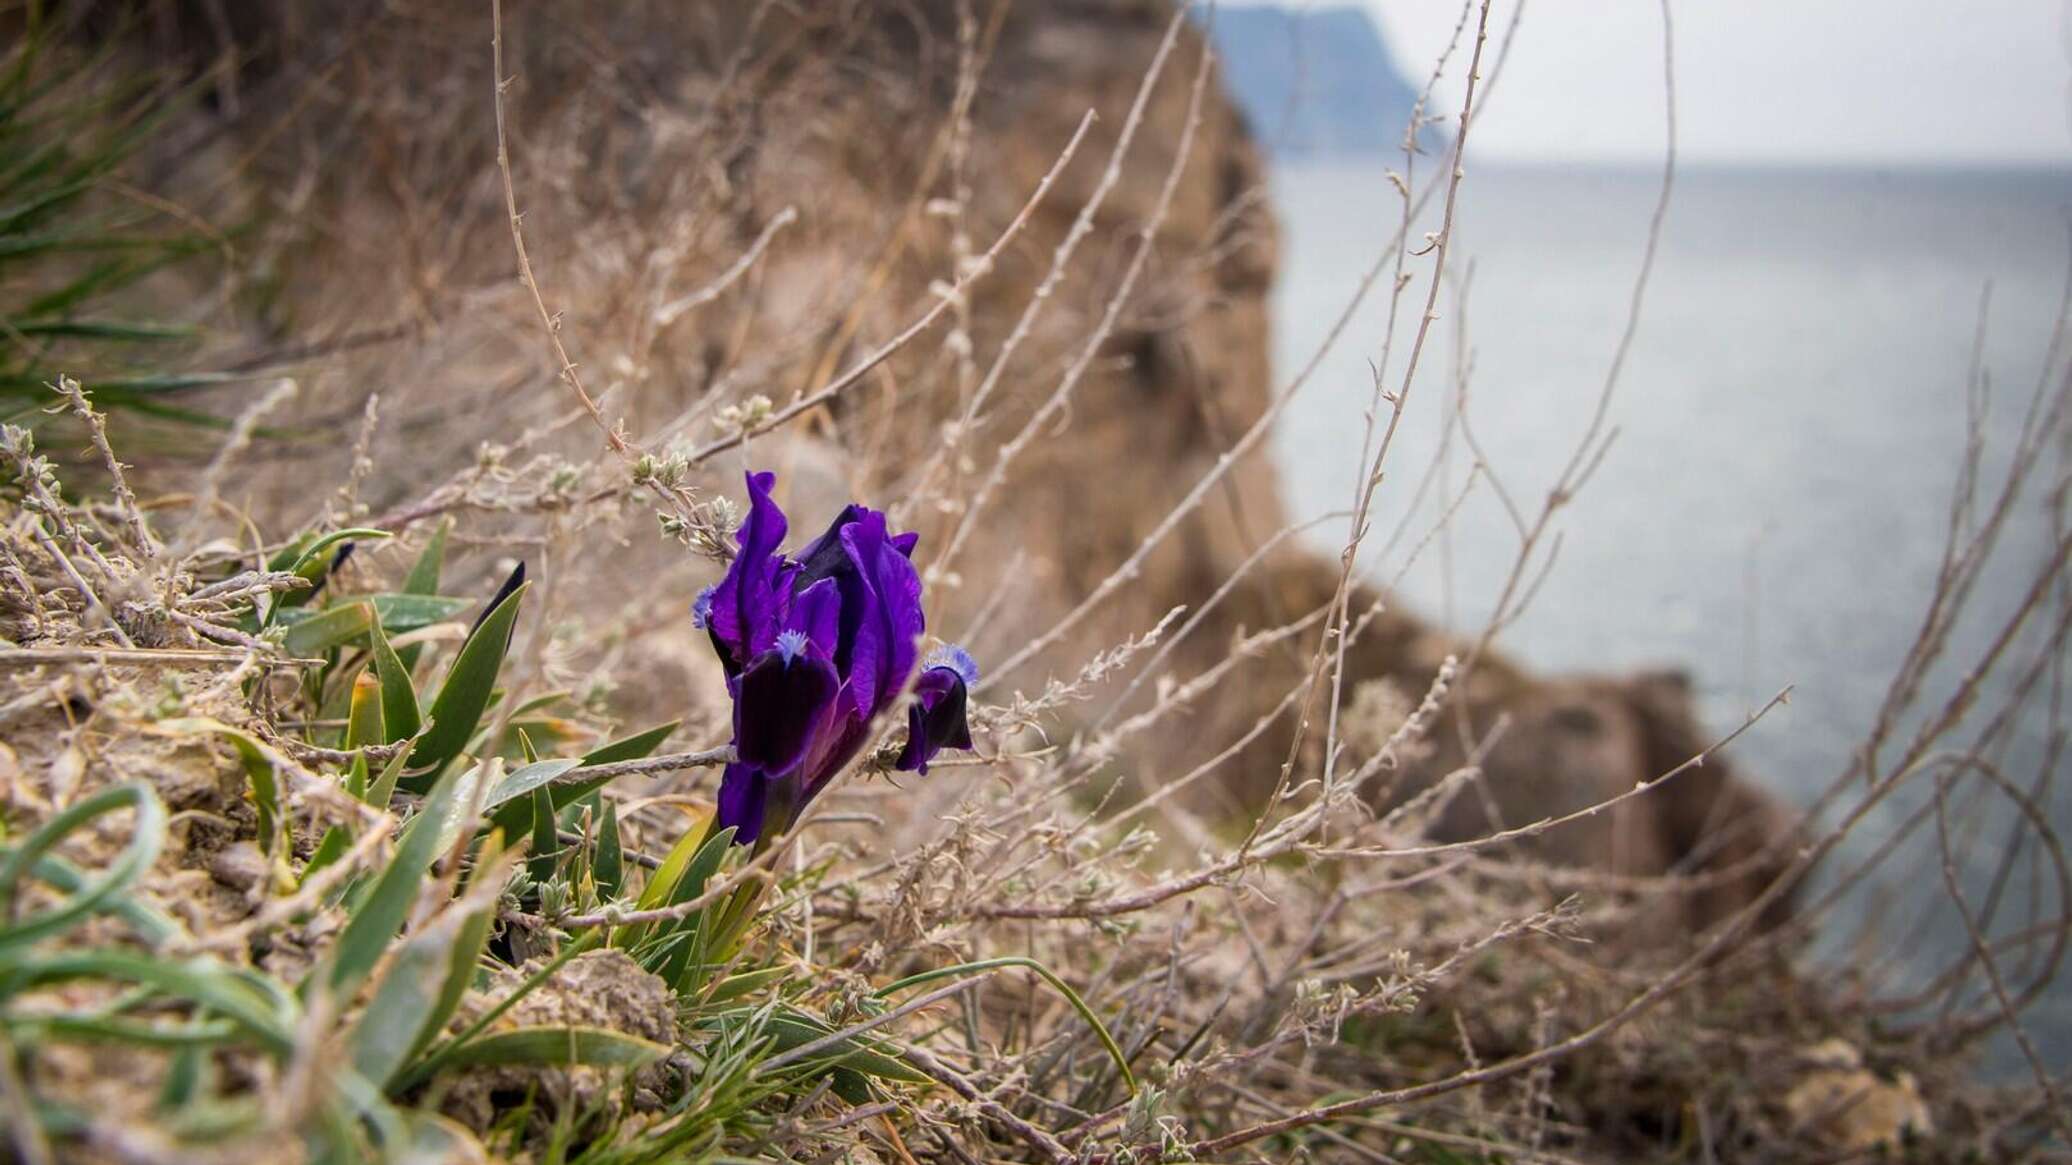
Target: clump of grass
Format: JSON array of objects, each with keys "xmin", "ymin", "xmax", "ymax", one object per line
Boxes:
[{"xmin": 0, "ymin": 20, "xmax": 239, "ymax": 429}]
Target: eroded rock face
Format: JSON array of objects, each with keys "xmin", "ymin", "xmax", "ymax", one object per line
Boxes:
[{"xmin": 107, "ymin": 0, "xmax": 1793, "ymax": 939}]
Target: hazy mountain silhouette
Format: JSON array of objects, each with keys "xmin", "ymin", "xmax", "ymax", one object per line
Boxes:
[{"xmin": 1202, "ymin": 5, "xmax": 1447, "ymax": 159}]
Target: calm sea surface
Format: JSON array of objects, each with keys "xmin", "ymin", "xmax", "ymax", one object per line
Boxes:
[{"xmin": 1268, "ymin": 162, "xmax": 2072, "ymax": 1072}]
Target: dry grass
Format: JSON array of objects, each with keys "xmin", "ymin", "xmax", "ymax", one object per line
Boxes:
[{"xmin": 1, "ymin": 1, "xmax": 2068, "ymax": 1161}]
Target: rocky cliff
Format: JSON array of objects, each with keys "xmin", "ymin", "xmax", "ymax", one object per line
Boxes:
[{"xmin": 100, "ymin": 0, "xmax": 1791, "ymax": 943}]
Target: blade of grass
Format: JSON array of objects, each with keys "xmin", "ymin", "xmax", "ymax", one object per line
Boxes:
[
  {"xmin": 0, "ymin": 783, "xmax": 165, "ymax": 951},
  {"xmin": 876, "ymin": 956, "xmax": 1137, "ymax": 1094}
]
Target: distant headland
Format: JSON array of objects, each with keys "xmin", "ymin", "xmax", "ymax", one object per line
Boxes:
[{"xmin": 1201, "ymin": 4, "xmax": 1449, "ymax": 160}]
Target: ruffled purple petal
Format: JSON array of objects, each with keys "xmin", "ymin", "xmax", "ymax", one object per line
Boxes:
[
  {"xmin": 839, "ymin": 510, "xmax": 924, "ymax": 721},
  {"xmin": 707, "ymin": 471, "xmax": 791, "ymax": 673},
  {"xmin": 896, "ymin": 663, "xmax": 974, "ymax": 774},
  {"xmin": 733, "ymin": 648, "xmax": 840, "ymax": 777}
]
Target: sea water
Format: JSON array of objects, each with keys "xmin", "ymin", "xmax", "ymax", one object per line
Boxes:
[{"xmin": 1269, "ymin": 161, "xmax": 2072, "ymax": 1073}]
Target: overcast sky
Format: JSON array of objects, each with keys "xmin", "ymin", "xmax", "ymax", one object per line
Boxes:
[{"xmin": 1355, "ymin": 1, "xmax": 2072, "ymax": 165}]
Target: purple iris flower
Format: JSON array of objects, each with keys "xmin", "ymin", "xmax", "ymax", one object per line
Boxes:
[{"xmin": 694, "ymin": 471, "xmax": 978, "ymax": 843}]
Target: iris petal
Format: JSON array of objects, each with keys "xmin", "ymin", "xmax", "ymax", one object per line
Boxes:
[
  {"xmin": 733, "ymin": 648, "xmax": 840, "ymax": 776},
  {"xmin": 896, "ymin": 664, "xmax": 973, "ymax": 774},
  {"xmin": 788, "ymin": 577, "xmax": 841, "ymax": 657},
  {"xmin": 708, "ymin": 471, "xmax": 791, "ymax": 672},
  {"xmin": 793, "ymin": 504, "xmax": 862, "ymax": 585},
  {"xmin": 715, "ymin": 762, "xmax": 770, "ymax": 842},
  {"xmin": 840, "ymin": 510, "xmax": 924, "ymax": 721}
]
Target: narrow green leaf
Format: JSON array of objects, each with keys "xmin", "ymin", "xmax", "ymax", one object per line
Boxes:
[
  {"xmin": 406, "ymin": 582, "xmax": 529, "ymax": 777},
  {"xmin": 8, "ymin": 318, "xmax": 194, "ymax": 341},
  {"xmin": 300, "ymin": 826, "xmax": 351, "ymax": 888},
  {"xmin": 264, "ymin": 532, "xmax": 318, "ymax": 574},
  {"xmin": 346, "ymin": 914, "xmax": 458, "ymax": 1089},
  {"xmin": 702, "ymin": 1008, "xmax": 930, "ymax": 1086},
  {"xmin": 159, "ymin": 1044, "xmax": 208, "ymax": 1112},
  {"xmin": 396, "ymin": 520, "xmax": 450, "ymax": 672},
  {"xmin": 613, "ymin": 817, "xmax": 717, "ymax": 951},
  {"xmin": 273, "ymin": 596, "xmax": 472, "ymax": 656},
  {"xmin": 0, "ymin": 783, "xmax": 166, "ymax": 951},
  {"xmin": 429, "ymin": 761, "xmax": 498, "ymax": 857},
  {"xmin": 280, "ymin": 601, "xmax": 372, "ymax": 658},
  {"xmin": 12, "ymin": 1011, "xmax": 237, "ymax": 1048},
  {"xmin": 829, "ymin": 1067, "xmax": 875, "ymax": 1105},
  {"xmin": 346, "ymin": 669, "xmax": 384, "ymax": 750},
  {"xmin": 528, "ymin": 786, "xmax": 557, "ymax": 883},
  {"xmin": 365, "ymin": 593, "xmax": 471, "ymax": 633},
  {"xmin": 318, "ymin": 767, "xmax": 463, "ymax": 1002},
  {"xmin": 654, "ymin": 827, "xmax": 738, "ymax": 990},
  {"xmin": 479, "ymin": 758, "xmax": 579, "ymax": 841},
  {"xmin": 366, "ymin": 612, "xmax": 421, "ymax": 744},
  {"xmin": 704, "ymin": 966, "xmax": 791, "ymax": 1003},
  {"xmin": 364, "ymin": 745, "xmax": 409, "ymax": 811},
  {"xmin": 273, "ymin": 529, "xmax": 387, "ymax": 615},
  {"xmin": 581, "ymin": 721, "xmax": 680, "ymax": 766},
  {"xmin": 342, "ymin": 832, "xmax": 500, "ymax": 1090},
  {"xmin": 288, "ymin": 529, "xmax": 389, "ymax": 579},
  {"xmin": 667, "ymin": 826, "xmax": 736, "ymax": 918},
  {"xmin": 401, "ymin": 520, "xmax": 449, "ymax": 596},
  {"xmin": 9, "ymin": 852, "xmax": 181, "ymax": 947},
  {"xmin": 766, "ymin": 1013, "xmax": 929, "ymax": 1085},
  {"xmin": 409, "ymin": 833, "xmax": 507, "ymax": 1064},
  {"xmin": 480, "ymin": 721, "xmax": 686, "ymax": 836},
  {"xmin": 223, "ymin": 737, "xmax": 283, "ymax": 856},
  {"xmin": 593, "ymin": 803, "xmax": 624, "ymax": 900},
  {"xmin": 9, "ymin": 951, "xmax": 294, "ymax": 1056},
  {"xmin": 433, "ymin": 1026, "xmax": 667, "ymax": 1073}
]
